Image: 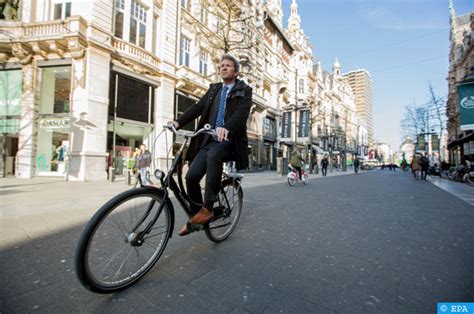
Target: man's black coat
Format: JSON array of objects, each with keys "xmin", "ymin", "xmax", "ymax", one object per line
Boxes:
[{"xmin": 176, "ymin": 79, "xmax": 252, "ymax": 171}]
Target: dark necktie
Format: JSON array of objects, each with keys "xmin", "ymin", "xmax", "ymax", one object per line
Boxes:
[{"xmin": 215, "ymin": 86, "xmax": 228, "ymax": 128}]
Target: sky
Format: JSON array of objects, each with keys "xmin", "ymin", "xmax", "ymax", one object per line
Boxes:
[{"xmin": 281, "ymin": 0, "xmax": 473, "ymax": 150}]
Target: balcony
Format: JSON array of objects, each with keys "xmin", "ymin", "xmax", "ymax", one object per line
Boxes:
[
  {"xmin": 0, "ymin": 17, "xmax": 161, "ymax": 75},
  {"xmin": 0, "ymin": 16, "xmax": 88, "ymax": 63},
  {"xmin": 0, "ymin": 16, "xmax": 87, "ymax": 40},
  {"xmin": 112, "ymin": 38, "xmax": 161, "ymax": 73}
]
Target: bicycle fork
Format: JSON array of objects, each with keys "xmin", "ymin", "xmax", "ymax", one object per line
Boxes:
[{"xmin": 126, "ymin": 189, "xmax": 169, "ymax": 246}]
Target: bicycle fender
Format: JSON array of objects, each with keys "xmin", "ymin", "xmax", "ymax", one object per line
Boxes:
[{"xmin": 221, "ymin": 178, "xmax": 244, "ymax": 198}]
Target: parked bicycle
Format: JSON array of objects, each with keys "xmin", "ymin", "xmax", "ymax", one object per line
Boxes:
[
  {"xmin": 287, "ymin": 163, "xmax": 309, "ymax": 186},
  {"xmin": 447, "ymin": 161, "xmax": 474, "ymax": 187},
  {"xmin": 75, "ymin": 124, "xmax": 244, "ymax": 293}
]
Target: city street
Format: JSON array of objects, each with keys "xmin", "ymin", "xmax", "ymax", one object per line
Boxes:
[{"xmin": 1, "ymin": 170, "xmax": 473, "ymax": 313}]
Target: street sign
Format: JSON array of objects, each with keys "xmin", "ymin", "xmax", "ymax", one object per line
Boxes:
[
  {"xmin": 457, "ymin": 82, "xmax": 474, "ymax": 131},
  {"xmin": 431, "ymin": 134, "xmax": 439, "ymax": 151},
  {"xmin": 417, "ymin": 134, "xmax": 425, "ymax": 151}
]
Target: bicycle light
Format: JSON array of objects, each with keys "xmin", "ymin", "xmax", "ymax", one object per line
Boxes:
[{"xmin": 154, "ymin": 169, "xmax": 164, "ymax": 180}]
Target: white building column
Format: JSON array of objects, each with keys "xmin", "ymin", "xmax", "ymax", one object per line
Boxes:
[
  {"xmin": 16, "ymin": 56, "xmax": 37, "ymax": 179},
  {"xmin": 68, "ymin": 47, "xmax": 110, "ymax": 181}
]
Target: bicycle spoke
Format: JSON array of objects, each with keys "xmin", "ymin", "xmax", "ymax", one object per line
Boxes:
[
  {"xmin": 143, "ymin": 230, "xmax": 168, "ymax": 240},
  {"xmin": 112, "ymin": 246, "xmax": 134, "ymax": 280},
  {"xmin": 111, "ymin": 215, "xmax": 129, "ymax": 236},
  {"xmin": 96, "ymin": 246, "xmax": 126, "ymax": 279}
]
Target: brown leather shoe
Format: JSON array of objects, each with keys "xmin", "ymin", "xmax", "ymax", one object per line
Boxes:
[
  {"xmin": 178, "ymin": 223, "xmax": 191, "ymax": 236},
  {"xmin": 189, "ymin": 207, "xmax": 214, "ymax": 225}
]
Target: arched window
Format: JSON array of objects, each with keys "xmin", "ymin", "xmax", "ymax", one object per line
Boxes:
[{"xmin": 298, "ymin": 79, "xmax": 304, "ymax": 94}]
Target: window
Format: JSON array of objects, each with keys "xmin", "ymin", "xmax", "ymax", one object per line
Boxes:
[
  {"xmin": 52, "ymin": 1, "xmax": 71, "ymax": 20},
  {"xmin": 299, "ymin": 79, "xmax": 304, "ymax": 94},
  {"xmin": 199, "ymin": 50, "xmax": 208, "ymax": 76},
  {"xmin": 176, "ymin": 94, "xmax": 198, "ymax": 132},
  {"xmin": 200, "ymin": 5, "xmax": 208, "ymax": 25},
  {"xmin": 282, "ymin": 112, "xmax": 292, "ymax": 138},
  {"xmin": 130, "ymin": 0, "xmax": 147, "ymax": 48},
  {"xmin": 179, "ymin": 36, "xmax": 190, "ymax": 66},
  {"xmin": 109, "ymin": 73, "xmax": 153, "ymax": 124},
  {"xmin": 39, "ymin": 66, "xmax": 71, "ymax": 114},
  {"xmin": 180, "ymin": 0, "xmax": 190, "ymax": 10},
  {"xmin": 114, "ymin": 0, "xmax": 125, "ymax": 38},
  {"xmin": 298, "ymin": 110, "xmax": 309, "ymax": 137}
]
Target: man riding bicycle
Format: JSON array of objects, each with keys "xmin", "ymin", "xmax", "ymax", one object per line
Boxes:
[
  {"xmin": 169, "ymin": 54, "xmax": 252, "ymax": 236},
  {"xmin": 290, "ymin": 150, "xmax": 306, "ymax": 180}
]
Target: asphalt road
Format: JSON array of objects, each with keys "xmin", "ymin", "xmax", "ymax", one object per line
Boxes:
[{"xmin": 1, "ymin": 170, "xmax": 473, "ymax": 313}]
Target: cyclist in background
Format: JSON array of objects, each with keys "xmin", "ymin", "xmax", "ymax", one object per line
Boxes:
[{"xmin": 290, "ymin": 150, "xmax": 305, "ymax": 180}]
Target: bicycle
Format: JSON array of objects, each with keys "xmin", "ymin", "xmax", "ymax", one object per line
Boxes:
[
  {"xmin": 287, "ymin": 163, "xmax": 309, "ymax": 186},
  {"xmin": 75, "ymin": 124, "xmax": 244, "ymax": 293}
]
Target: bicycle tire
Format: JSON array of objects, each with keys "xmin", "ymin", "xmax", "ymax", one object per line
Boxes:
[
  {"xmin": 466, "ymin": 174, "xmax": 474, "ymax": 187},
  {"xmin": 75, "ymin": 188, "xmax": 173, "ymax": 293},
  {"xmin": 302, "ymin": 174, "xmax": 309, "ymax": 185},
  {"xmin": 205, "ymin": 179, "xmax": 243, "ymax": 243},
  {"xmin": 287, "ymin": 175, "xmax": 296, "ymax": 186}
]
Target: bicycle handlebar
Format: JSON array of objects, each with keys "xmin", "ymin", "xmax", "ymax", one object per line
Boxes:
[{"xmin": 165, "ymin": 123, "xmax": 217, "ymax": 139}]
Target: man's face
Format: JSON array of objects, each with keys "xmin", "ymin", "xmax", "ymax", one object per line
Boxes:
[{"xmin": 219, "ymin": 59, "xmax": 238, "ymax": 81}]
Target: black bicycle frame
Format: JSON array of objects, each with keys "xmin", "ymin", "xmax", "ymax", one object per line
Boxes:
[{"xmin": 132, "ymin": 131, "xmax": 239, "ymax": 240}]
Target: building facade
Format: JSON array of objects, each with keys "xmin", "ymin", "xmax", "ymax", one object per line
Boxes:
[
  {"xmin": 343, "ymin": 69, "xmax": 374, "ymax": 146},
  {"xmin": 0, "ymin": 0, "xmax": 368, "ymax": 179},
  {"xmin": 0, "ymin": 0, "xmax": 176, "ymax": 179},
  {"xmin": 446, "ymin": 2, "xmax": 474, "ymax": 165}
]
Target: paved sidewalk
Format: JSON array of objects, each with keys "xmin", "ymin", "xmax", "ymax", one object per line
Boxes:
[
  {"xmin": 427, "ymin": 176, "xmax": 474, "ymax": 206},
  {"xmin": 0, "ymin": 169, "xmax": 357, "ymax": 249}
]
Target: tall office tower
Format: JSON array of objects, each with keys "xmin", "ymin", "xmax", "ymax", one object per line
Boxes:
[{"xmin": 343, "ymin": 70, "xmax": 374, "ymax": 145}]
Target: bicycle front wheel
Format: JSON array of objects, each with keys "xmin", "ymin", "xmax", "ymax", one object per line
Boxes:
[
  {"xmin": 75, "ymin": 188, "xmax": 172, "ymax": 293},
  {"xmin": 205, "ymin": 180, "xmax": 243, "ymax": 243}
]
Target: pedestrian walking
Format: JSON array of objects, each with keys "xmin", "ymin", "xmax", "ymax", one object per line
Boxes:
[
  {"xmin": 136, "ymin": 144, "xmax": 152, "ymax": 185},
  {"xmin": 321, "ymin": 156, "xmax": 329, "ymax": 176},
  {"xmin": 353, "ymin": 156, "xmax": 360, "ymax": 174},
  {"xmin": 420, "ymin": 153, "xmax": 430, "ymax": 180},
  {"xmin": 410, "ymin": 155, "xmax": 422, "ymax": 179},
  {"xmin": 169, "ymin": 54, "xmax": 252, "ymax": 236}
]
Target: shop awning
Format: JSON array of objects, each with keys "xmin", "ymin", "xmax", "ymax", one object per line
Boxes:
[
  {"xmin": 448, "ymin": 132, "xmax": 474, "ymax": 148},
  {"xmin": 311, "ymin": 145, "xmax": 327, "ymax": 154}
]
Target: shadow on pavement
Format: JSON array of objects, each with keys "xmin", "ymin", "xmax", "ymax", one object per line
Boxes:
[{"xmin": 1, "ymin": 171, "xmax": 473, "ymax": 313}]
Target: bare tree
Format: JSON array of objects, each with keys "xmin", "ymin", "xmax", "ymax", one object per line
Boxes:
[
  {"xmin": 189, "ymin": 0, "xmax": 261, "ymax": 79},
  {"xmin": 400, "ymin": 84, "xmax": 447, "ymax": 151},
  {"xmin": 400, "ymin": 102, "xmax": 423, "ymax": 141},
  {"xmin": 428, "ymin": 83, "xmax": 447, "ymax": 140}
]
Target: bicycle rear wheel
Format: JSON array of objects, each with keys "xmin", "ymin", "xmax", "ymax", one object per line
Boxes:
[
  {"xmin": 75, "ymin": 188, "xmax": 172, "ymax": 293},
  {"xmin": 205, "ymin": 180, "xmax": 243, "ymax": 243}
]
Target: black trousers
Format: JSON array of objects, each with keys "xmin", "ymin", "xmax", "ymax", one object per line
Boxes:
[
  {"xmin": 185, "ymin": 140, "xmax": 235, "ymax": 213},
  {"xmin": 321, "ymin": 166, "xmax": 327, "ymax": 176}
]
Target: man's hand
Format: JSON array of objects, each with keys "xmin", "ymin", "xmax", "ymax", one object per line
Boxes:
[
  {"xmin": 215, "ymin": 127, "xmax": 229, "ymax": 142},
  {"xmin": 167, "ymin": 121, "xmax": 179, "ymax": 129}
]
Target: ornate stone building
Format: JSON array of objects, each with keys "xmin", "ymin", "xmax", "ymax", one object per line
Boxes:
[
  {"xmin": 0, "ymin": 0, "xmax": 176, "ymax": 179},
  {"xmin": 311, "ymin": 59, "xmax": 367, "ymax": 169},
  {"xmin": 446, "ymin": 1, "xmax": 473, "ymax": 165},
  {"xmin": 0, "ymin": 0, "xmax": 367, "ymax": 179}
]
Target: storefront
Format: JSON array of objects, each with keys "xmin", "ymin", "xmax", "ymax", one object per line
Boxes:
[
  {"xmin": 263, "ymin": 116, "xmax": 277, "ymax": 170},
  {"xmin": 36, "ymin": 65, "xmax": 71, "ymax": 176},
  {"xmin": 0, "ymin": 68, "xmax": 22, "ymax": 176},
  {"xmin": 108, "ymin": 72, "xmax": 155, "ymax": 175}
]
